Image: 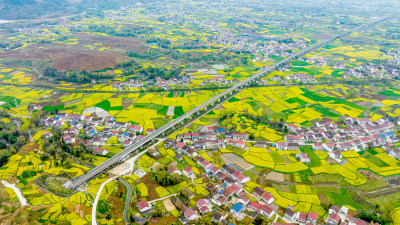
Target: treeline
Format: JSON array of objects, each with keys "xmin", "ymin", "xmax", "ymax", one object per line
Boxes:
[
  {"xmin": 360, "ymin": 210, "xmax": 391, "ymax": 225},
  {"xmin": 75, "ymin": 24, "xmax": 153, "ymax": 37},
  {"xmin": 152, "ymin": 165, "xmax": 182, "ymax": 187},
  {"xmin": 43, "ymin": 67, "xmax": 114, "ymax": 83},
  {"xmin": 146, "ymin": 37, "xmax": 171, "ymax": 48},
  {"xmin": 0, "ymin": 42, "xmax": 23, "ymax": 51},
  {"xmin": 0, "ymin": 110, "xmax": 43, "ymax": 167}
]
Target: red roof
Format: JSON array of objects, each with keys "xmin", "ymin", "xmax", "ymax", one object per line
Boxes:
[
  {"xmin": 236, "ymin": 140, "xmax": 245, "ymax": 145},
  {"xmin": 197, "ymin": 199, "xmax": 207, "ymax": 208},
  {"xmin": 329, "ymin": 213, "xmax": 340, "ymax": 222},
  {"xmin": 184, "ymin": 167, "xmax": 193, "ymax": 174},
  {"xmin": 298, "ymin": 212, "xmax": 307, "ymax": 221},
  {"xmin": 176, "ymin": 142, "xmax": 185, "ymax": 148},
  {"xmin": 260, "ymin": 205, "xmax": 274, "ymax": 215},
  {"xmin": 232, "ymin": 171, "xmax": 246, "ymax": 181},
  {"xmin": 93, "ymin": 148, "xmax": 106, "ymax": 154},
  {"xmin": 184, "ymin": 208, "xmax": 196, "ymax": 218},
  {"xmin": 199, "ymin": 205, "xmax": 210, "ymax": 213},
  {"xmin": 262, "ymin": 192, "xmax": 273, "ymax": 201},
  {"xmin": 231, "ymin": 184, "xmax": 242, "ymax": 193},
  {"xmin": 308, "ymin": 211, "xmax": 318, "ymax": 220},
  {"xmin": 248, "ymin": 201, "xmax": 262, "ymax": 210},
  {"xmin": 138, "ymin": 200, "xmax": 149, "ymax": 210}
]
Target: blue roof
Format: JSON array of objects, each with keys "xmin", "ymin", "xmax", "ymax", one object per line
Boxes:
[
  {"xmin": 386, "ymin": 131, "xmax": 395, "ymax": 136},
  {"xmin": 231, "ymin": 203, "xmax": 243, "ymax": 213},
  {"xmin": 217, "ymin": 128, "xmax": 225, "ymax": 131},
  {"xmin": 380, "ymin": 134, "xmax": 386, "ymax": 139},
  {"xmin": 228, "ymin": 163, "xmax": 233, "ymax": 167},
  {"xmin": 272, "ymin": 144, "xmax": 276, "ymax": 147}
]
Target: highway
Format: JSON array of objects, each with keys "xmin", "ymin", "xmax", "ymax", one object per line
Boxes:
[{"xmin": 63, "ymin": 14, "xmax": 393, "ymax": 190}]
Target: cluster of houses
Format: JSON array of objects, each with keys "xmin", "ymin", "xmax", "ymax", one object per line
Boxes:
[
  {"xmin": 107, "ymin": 75, "xmax": 193, "ymax": 91},
  {"xmin": 275, "ymin": 116, "xmax": 398, "ymax": 164},
  {"xmin": 156, "ymin": 138, "xmax": 282, "ymax": 223},
  {"xmin": 199, "ymin": 76, "xmax": 237, "ymax": 86},
  {"xmin": 282, "ymin": 205, "xmax": 319, "ymax": 224},
  {"xmin": 324, "ymin": 205, "xmax": 375, "ymax": 225},
  {"xmin": 285, "ymin": 73, "xmax": 317, "ymax": 83},
  {"xmin": 280, "ymin": 204, "xmax": 375, "ymax": 225},
  {"xmin": 344, "ymin": 62, "xmax": 399, "ymax": 80},
  {"xmin": 304, "ymin": 55, "xmax": 327, "ymax": 66},
  {"xmin": 40, "ymin": 112, "xmax": 152, "ymax": 155}
]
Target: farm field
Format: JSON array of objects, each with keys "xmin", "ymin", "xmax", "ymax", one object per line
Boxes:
[{"xmin": 0, "ymin": 0, "xmax": 399, "ymax": 225}]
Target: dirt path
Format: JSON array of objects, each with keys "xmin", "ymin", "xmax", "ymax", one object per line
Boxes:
[{"xmin": 1, "ymin": 180, "xmax": 29, "ymax": 206}]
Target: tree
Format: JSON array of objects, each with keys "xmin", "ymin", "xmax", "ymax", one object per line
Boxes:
[{"xmin": 249, "ymin": 134, "xmax": 255, "ymax": 140}]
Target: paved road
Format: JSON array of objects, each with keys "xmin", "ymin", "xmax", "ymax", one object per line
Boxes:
[
  {"xmin": 91, "ymin": 176, "xmax": 118, "ymax": 225},
  {"xmin": 147, "ymin": 193, "xmax": 178, "ymax": 204},
  {"xmin": 1, "ymin": 180, "xmax": 29, "ymax": 206},
  {"xmin": 64, "ymin": 15, "xmax": 393, "ymax": 190},
  {"xmin": 118, "ymin": 178, "xmax": 131, "ymax": 225}
]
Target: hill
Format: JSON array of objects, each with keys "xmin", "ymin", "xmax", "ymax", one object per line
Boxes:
[{"xmin": 0, "ymin": 0, "xmax": 139, "ymax": 20}]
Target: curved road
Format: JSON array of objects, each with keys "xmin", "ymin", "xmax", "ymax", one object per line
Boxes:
[
  {"xmin": 64, "ymin": 14, "xmax": 393, "ymax": 190},
  {"xmin": 92, "ymin": 176, "xmax": 117, "ymax": 225},
  {"xmin": 118, "ymin": 178, "xmax": 131, "ymax": 225}
]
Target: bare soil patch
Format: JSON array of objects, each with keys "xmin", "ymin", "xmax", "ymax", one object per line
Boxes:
[
  {"xmin": 162, "ymin": 198, "xmax": 176, "ymax": 211},
  {"xmin": 0, "ymin": 43, "xmax": 126, "ymax": 71},
  {"xmin": 121, "ymin": 99, "xmax": 133, "ymax": 109},
  {"xmin": 72, "ymin": 33, "xmax": 148, "ymax": 52},
  {"xmin": 372, "ymin": 94, "xmax": 387, "ymax": 101},
  {"xmin": 137, "ymin": 174, "xmax": 160, "ymax": 201},
  {"xmin": 266, "ymin": 171, "xmax": 285, "ymax": 182},
  {"xmin": 221, "ymin": 153, "xmax": 254, "ymax": 171}
]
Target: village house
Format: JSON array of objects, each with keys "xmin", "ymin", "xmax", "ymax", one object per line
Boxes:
[
  {"xmin": 92, "ymin": 147, "xmax": 109, "ymax": 155},
  {"xmin": 183, "ymin": 167, "xmax": 194, "ymax": 178},
  {"xmin": 307, "ymin": 211, "xmax": 319, "ymax": 224},
  {"xmin": 285, "ymin": 206, "xmax": 296, "ymax": 221},
  {"xmin": 296, "ymin": 152, "xmax": 311, "ymax": 164},
  {"xmin": 184, "ymin": 208, "xmax": 197, "ymax": 221},
  {"xmin": 137, "ymin": 200, "xmax": 154, "ymax": 214},
  {"xmin": 230, "ymin": 203, "xmax": 244, "ymax": 218}
]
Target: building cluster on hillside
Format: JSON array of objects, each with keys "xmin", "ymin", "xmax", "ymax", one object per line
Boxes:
[
  {"xmin": 160, "ymin": 128, "xmax": 290, "ymax": 222},
  {"xmin": 154, "ymin": 16, "xmax": 307, "ymax": 59},
  {"xmin": 304, "ymin": 55, "xmax": 327, "ymax": 66},
  {"xmin": 285, "ymin": 73, "xmax": 317, "ymax": 83},
  {"xmin": 344, "ymin": 62, "xmax": 399, "ymax": 80},
  {"xmin": 276, "ymin": 116, "xmax": 399, "ymax": 164},
  {"xmin": 39, "ymin": 112, "xmax": 152, "ymax": 155},
  {"xmin": 275, "ymin": 204, "xmax": 375, "ymax": 225},
  {"xmin": 105, "ymin": 75, "xmax": 193, "ymax": 91},
  {"xmin": 385, "ymin": 51, "xmax": 400, "ymax": 66}
]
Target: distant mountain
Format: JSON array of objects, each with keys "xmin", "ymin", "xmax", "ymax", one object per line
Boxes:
[{"xmin": 0, "ymin": 0, "xmax": 138, "ymax": 20}]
